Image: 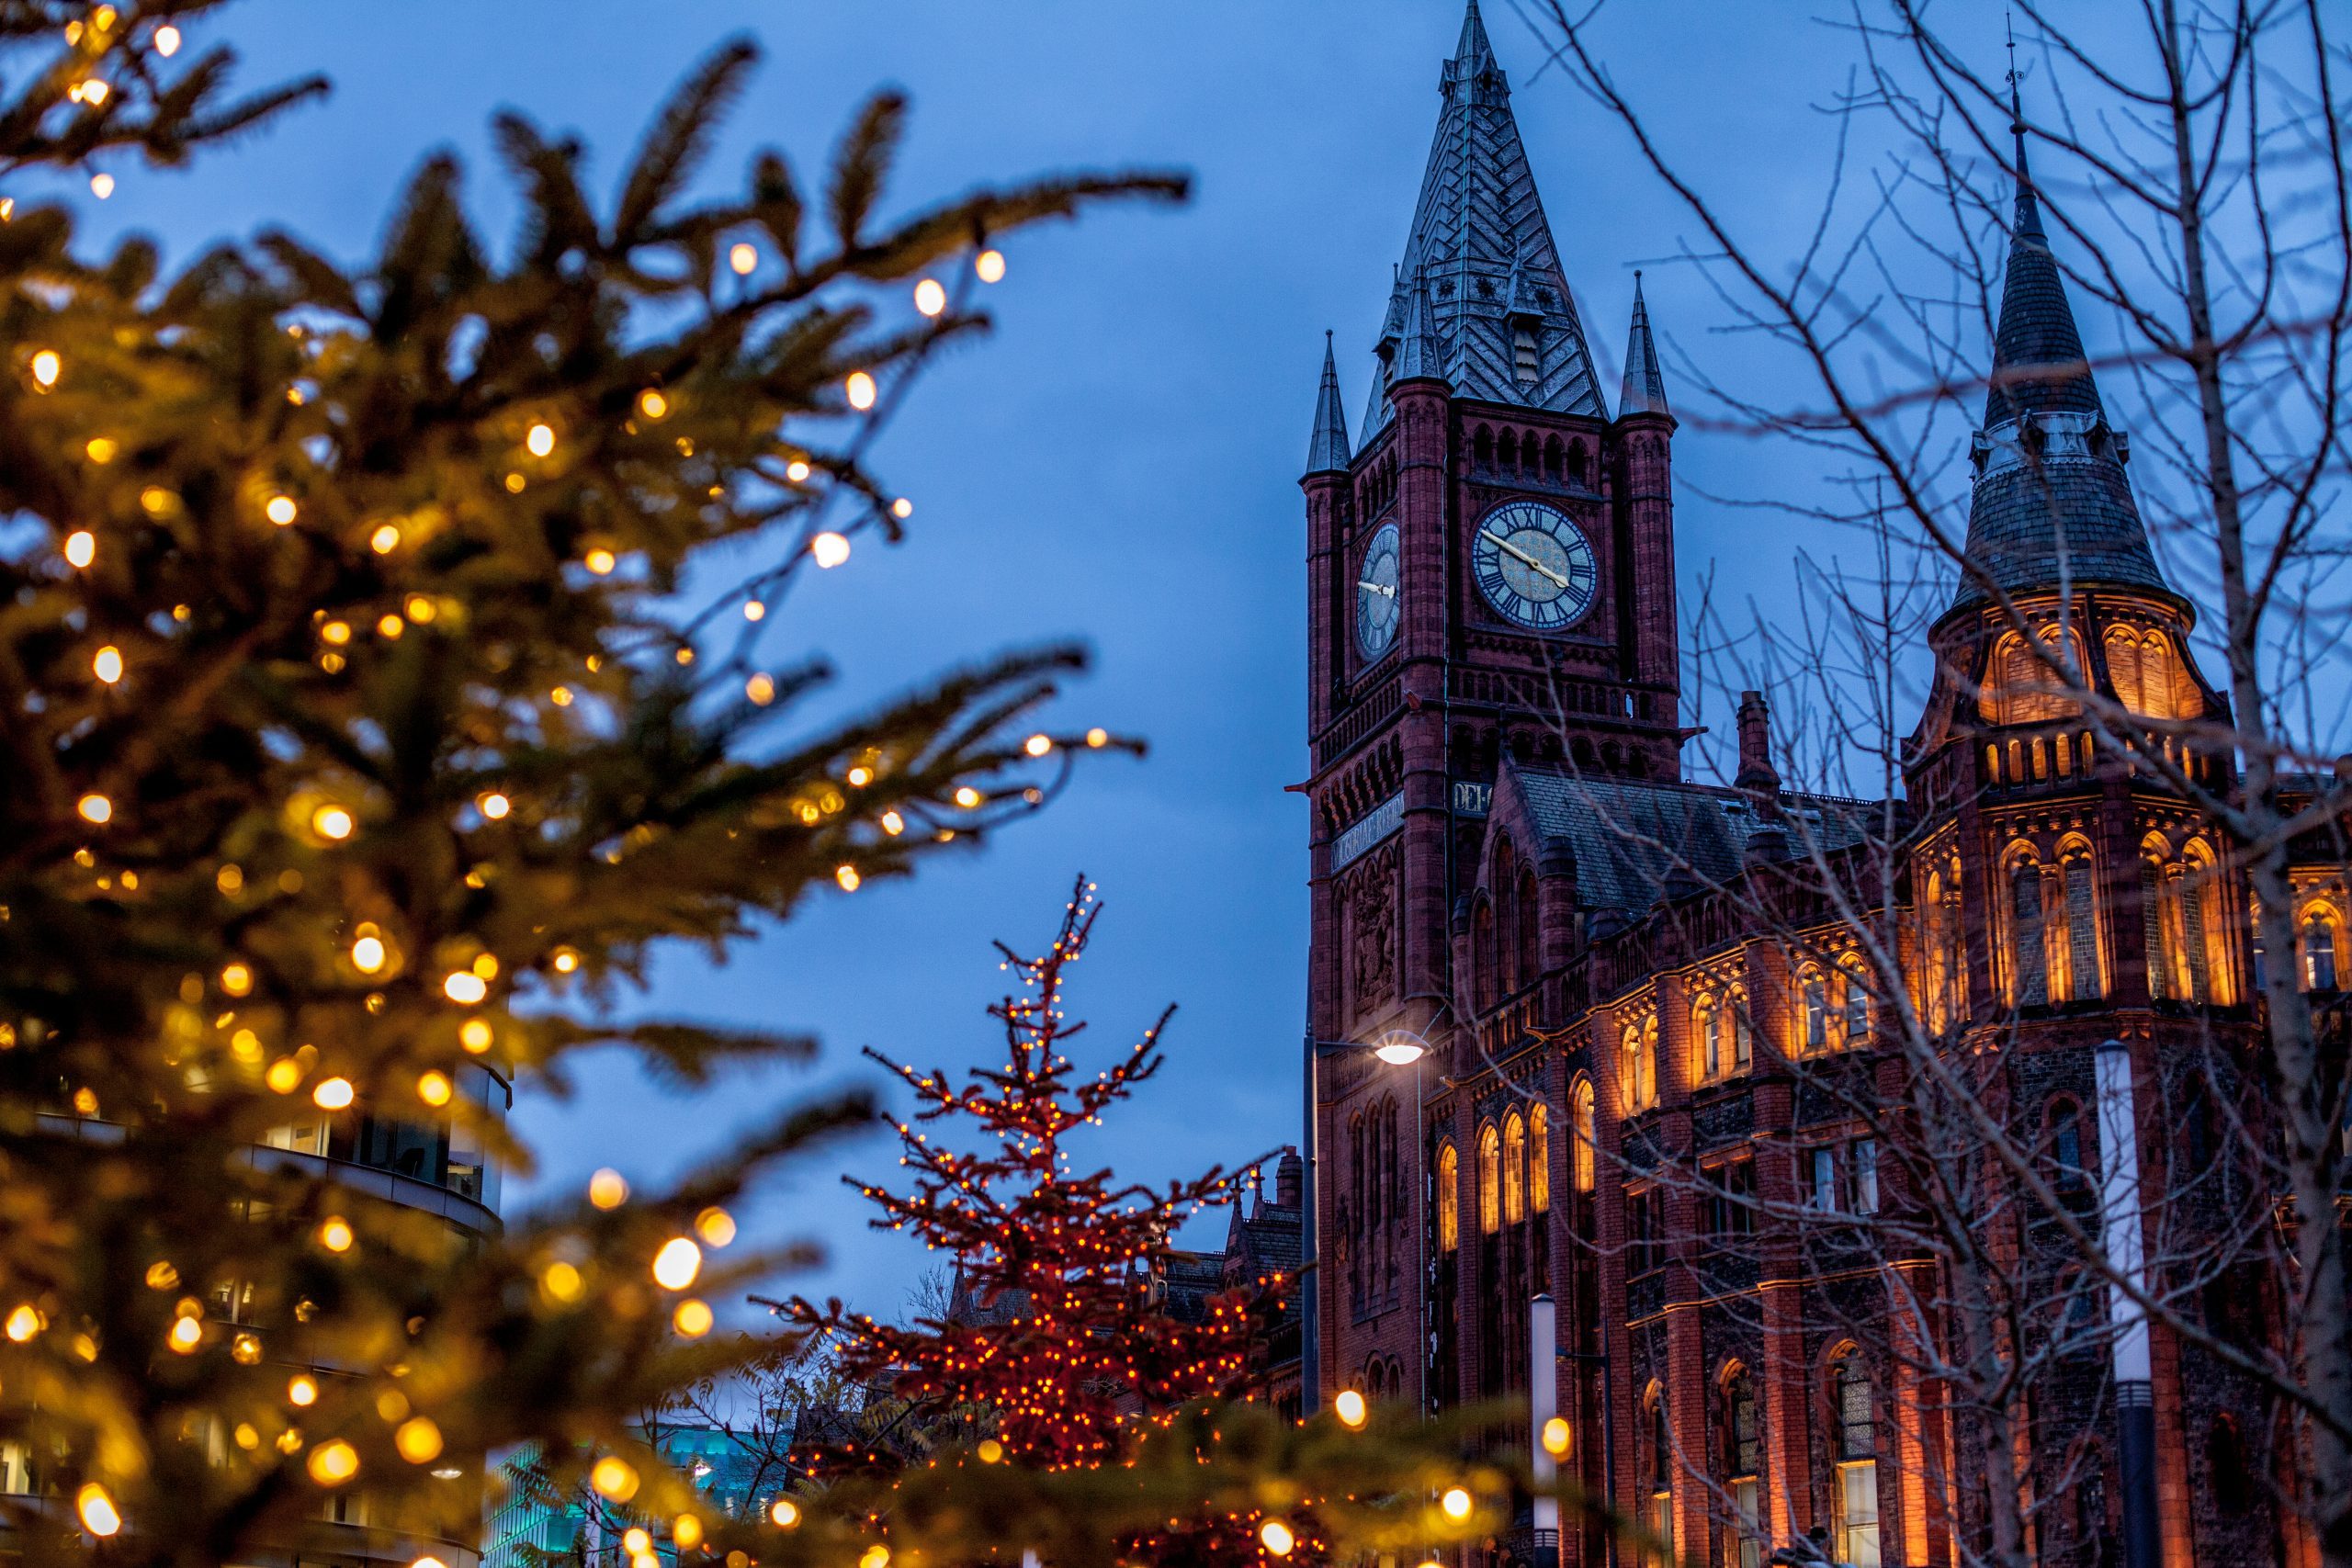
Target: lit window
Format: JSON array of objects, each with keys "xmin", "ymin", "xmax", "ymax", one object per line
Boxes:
[{"xmin": 1436, "ymin": 1143, "xmax": 1459, "ymax": 1250}]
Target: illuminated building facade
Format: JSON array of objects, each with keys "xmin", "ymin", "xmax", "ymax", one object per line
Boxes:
[{"xmin": 1300, "ymin": 6, "xmax": 2349, "ymax": 1567}]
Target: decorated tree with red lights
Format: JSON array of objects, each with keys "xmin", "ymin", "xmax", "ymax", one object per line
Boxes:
[{"xmin": 788, "ymin": 877, "xmax": 1265, "ymax": 1470}]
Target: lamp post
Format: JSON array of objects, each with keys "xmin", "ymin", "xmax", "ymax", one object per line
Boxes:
[{"xmin": 1301, "ymin": 1031, "xmax": 1430, "ymax": 1413}]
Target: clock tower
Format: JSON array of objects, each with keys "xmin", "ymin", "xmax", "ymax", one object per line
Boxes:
[{"xmin": 1298, "ymin": 0, "xmax": 1681, "ymax": 1408}]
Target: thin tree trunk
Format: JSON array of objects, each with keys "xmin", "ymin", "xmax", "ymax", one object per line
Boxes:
[{"xmin": 2159, "ymin": 1, "xmax": 2352, "ymax": 1556}]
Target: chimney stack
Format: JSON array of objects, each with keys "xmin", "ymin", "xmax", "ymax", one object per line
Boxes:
[
  {"xmin": 1275, "ymin": 1150, "xmax": 1303, "ymax": 1209},
  {"xmin": 1735, "ymin": 690, "xmax": 1781, "ymax": 799}
]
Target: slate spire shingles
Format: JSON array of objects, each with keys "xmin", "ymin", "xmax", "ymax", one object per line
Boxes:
[
  {"xmin": 1361, "ymin": 0, "xmax": 1606, "ymax": 438},
  {"xmin": 1619, "ymin": 272, "xmax": 1669, "ymax": 418},
  {"xmin": 1305, "ymin": 332, "xmax": 1351, "ymax": 476},
  {"xmin": 1952, "ymin": 103, "xmax": 2172, "ymax": 609}
]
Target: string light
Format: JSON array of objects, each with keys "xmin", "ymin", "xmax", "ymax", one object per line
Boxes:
[
  {"xmin": 309, "ymin": 1440, "xmax": 359, "ymax": 1485},
  {"xmin": 892, "ymin": 497, "xmax": 913, "ymax": 520},
  {"xmin": 845, "ymin": 371, "xmax": 877, "ymax": 410},
  {"xmin": 311, "ymin": 804, "xmax": 355, "ymax": 840},
  {"xmin": 154, "ymin": 23, "xmax": 180, "ymax": 53},
  {"xmin": 1441, "ymin": 1487, "xmax": 1474, "ymax": 1521},
  {"xmin": 478, "ymin": 792, "xmax": 511, "ymax": 820},
  {"xmin": 1023, "ymin": 733, "xmax": 1052, "ymax": 758},
  {"xmin": 526, "ymin": 423, "xmax": 556, "ymax": 457},
  {"xmin": 1543, "ymin": 1416, "xmax": 1571, "ymax": 1456},
  {"xmin": 288, "ymin": 1374, "xmax": 319, "ymax": 1406},
  {"xmin": 835, "ymin": 865, "xmax": 861, "ymax": 892},
  {"xmin": 590, "ymin": 1457, "xmax": 639, "ymax": 1501},
  {"xmin": 4, "ymin": 1306, "xmax": 39, "ymax": 1342},
  {"xmin": 695, "ymin": 1207, "xmax": 737, "ymax": 1246},
  {"xmin": 76, "ymin": 1483, "xmax": 120, "ymax": 1537},
  {"xmin": 91, "ymin": 646, "xmax": 122, "ymax": 684},
  {"xmin": 317, "ymin": 1216, "xmax": 354, "ymax": 1252},
  {"xmin": 637, "ymin": 389, "xmax": 668, "ymax": 421},
  {"xmin": 351, "ymin": 935, "xmax": 387, "ymax": 973},
  {"xmin": 266, "ymin": 495, "xmax": 298, "ymax": 525},
  {"xmin": 584, "ymin": 548, "xmax": 616, "ymax": 575},
  {"xmin": 769, "ymin": 1499, "xmax": 800, "ymax": 1529},
  {"xmin": 371, "ymin": 524, "xmax": 401, "ymax": 553},
  {"xmin": 89, "ymin": 172, "xmax": 114, "ymax": 199},
  {"xmin": 914, "ymin": 278, "xmax": 946, "ymax": 316},
  {"xmin": 77, "ymin": 793, "xmax": 112, "ymax": 824},
  {"xmin": 395, "ymin": 1418, "xmax": 444, "ymax": 1464},
  {"xmin": 29, "ymin": 349, "xmax": 60, "ymax": 387},
  {"xmin": 1334, "ymin": 1390, "xmax": 1367, "ymax": 1428},
  {"xmin": 417, "ymin": 1071, "xmax": 453, "ymax": 1107},
  {"xmin": 729, "ymin": 242, "xmax": 758, "ymax": 275},
  {"xmin": 976, "ymin": 249, "xmax": 1007, "ymax": 283},
  {"xmin": 745, "ymin": 673, "xmax": 775, "ymax": 705},
  {"xmin": 443, "ymin": 972, "xmax": 488, "ymax": 1005},
  {"xmin": 1261, "ymin": 1521, "xmax": 1296, "ymax": 1556},
  {"xmin": 651, "ymin": 1236, "xmax": 702, "ymax": 1290},
  {"xmin": 589, "ymin": 1168, "xmax": 628, "ymax": 1208},
  {"xmin": 64, "ymin": 530, "xmax": 96, "ymax": 568},
  {"xmin": 460, "ymin": 1018, "xmax": 495, "ymax": 1054},
  {"xmin": 673, "ymin": 1298, "xmax": 713, "ymax": 1336},
  {"xmin": 810, "ymin": 531, "xmax": 850, "ymax": 568},
  {"xmin": 312, "ymin": 1078, "xmax": 355, "ymax": 1111}
]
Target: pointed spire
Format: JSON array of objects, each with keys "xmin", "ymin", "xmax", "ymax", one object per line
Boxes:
[
  {"xmin": 1453, "ymin": 0, "xmax": 1497, "ymax": 74},
  {"xmin": 1619, "ymin": 272, "xmax": 1670, "ymax": 418},
  {"xmin": 1393, "ymin": 269, "xmax": 1446, "ymax": 384},
  {"xmin": 1305, "ymin": 332, "xmax": 1352, "ymax": 477},
  {"xmin": 1983, "ymin": 58, "xmax": 2094, "ymax": 429},
  {"xmin": 1360, "ymin": 0, "xmax": 1603, "ymax": 434},
  {"xmin": 1951, "ymin": 64, "xmax": 2171, "ymax": 613}
]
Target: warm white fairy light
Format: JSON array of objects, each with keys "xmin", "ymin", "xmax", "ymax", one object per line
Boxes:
[
  {"xmin": 312, "ymin": 804, "xmax": 354, "ymax": 840},
  {"xmin": 64, "ymin": 530, "xmax": 96, "ymax": 567},
  {"xmin": 478, "ymin": 792, "xmax": 511, "ymax": 820},
  {"xmin": 92, "ymin": 646, "xmax": 122, "ymax": 684},
  {"xmin": 351, "ymin": 935, "xmax": 387, "ymax": 973},
  {"xmin": 77, "ymin": 794, "xmax": 112, "ymax": 824},
  {"xmin": 443, "ymin": 972, "xmax": 488, "ymax": 1005},
  {"xmin": 89, "ymin": 173, "xmax": 113, "ymax": 198},
  {"xmin": 76, "ymin": 1483, "xmax": 120, "ymax": 1537},
  {"xmin": 153, "ymin": 22, "xmax": 179, "ymax": 53},
  {"xmin": 729, "ymin": 242, "xmax": 758, "ymax": 275},
  {"xmin": 652, "ymin": 1236, "xmax": 702, "ymax": 1290},
  {"xmin": 589, "ymin": 1168, "xmax": 628, "ymax": 1208},
  {"xmin": 914, "ymin": 278, "xmax": 946, "ymax": 316},
  {"xmin": 811, "ymin": 531, "xmax": 850, "ymax": 569},
  {"xmin": 845, "ymin": 371, "xmax": 876, "ymax": 410},
  {"xmin": 976, "ymin": 249, "xmax": 1007, "ymax": 283},
  {"xmin": 836, "ymin": 864, "xmax": 861, "ymax": 892},
  {"xmin": 30, "ymin": 350, "xmax": 60, "ymax": 388},
  {"xmin": 526, "ymin": 423, "xmax": 555, "ymax": 457},
  {"xmin": 266, "ymin": 495, "xmax": 298, "ymax": 525}
]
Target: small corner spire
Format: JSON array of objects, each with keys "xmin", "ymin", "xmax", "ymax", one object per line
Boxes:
[
  {"xmin": 1619, "ymin": 271, "xmax": 1669, "ymax": 418},
  {"xmin": 1393, "ymin": 269, "xmax": 1447, "ymax": 386},
  {"xmin": 1305, "ymin": 331, "xmax": 1352, "ymax": 477}
]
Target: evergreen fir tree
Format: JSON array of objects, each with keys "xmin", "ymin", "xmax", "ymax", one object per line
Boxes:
[
  {"xmin": 0, "ymin": 5, "xmax": 1185, "ymax": 1562},
  {"xmin": 789, "ymin": 877, "xmax": 1263, "ymax": 1471}
]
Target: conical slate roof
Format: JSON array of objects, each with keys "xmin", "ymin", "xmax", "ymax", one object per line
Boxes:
[
  {"xmin": 1952, "ymin": 123, "xmax": 2168, "ymax": 610},
  {"xmin": 1981, "ymin": 139, "xmax": 2099, "ymax": 429},
  {"xmin": 1362, "ymin": 0, "xmax": 1606, "ymax": 438},
  {"xmin": 1619, "ymin": 273, "xmax": 1669, "ymax": 417},
  {"xmin": 1304, "ymin": 333, "xmax": 1351, "ymax": 476}
]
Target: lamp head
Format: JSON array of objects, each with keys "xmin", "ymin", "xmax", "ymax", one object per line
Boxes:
[{"xmin": 1373, "ymin": 1040, "xmax": 1426, "ymax": 1066}]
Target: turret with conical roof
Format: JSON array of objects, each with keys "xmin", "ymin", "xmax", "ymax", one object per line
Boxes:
[
  {"xmin": 1304, "ymin": 333, "xmax": 1351, "ymax": 477},
  {"xmin": 1619, "ymin": 272, "xmax": 1670, "ymax": 419},
  {"xmin": 1952, "ymin": 111, "xmax": 2170, "ymax": 611}
]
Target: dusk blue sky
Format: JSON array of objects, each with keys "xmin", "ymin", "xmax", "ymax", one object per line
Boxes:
[{"xmin": 60, "ymin": 0, "xmax": 2106, "ymax": 1315}]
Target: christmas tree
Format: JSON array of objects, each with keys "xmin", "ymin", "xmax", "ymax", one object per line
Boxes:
[
  {"xmin": 0, "ymin": 4, "xmax": 1185, "ymax": 1562},
  {"xmin": 779, "ymin": 882, "xmax": 1517, "ymax": 1568},
  {"xmin": 788, "ymin": 877, "xmax": 1262, "ymax": 1470}
]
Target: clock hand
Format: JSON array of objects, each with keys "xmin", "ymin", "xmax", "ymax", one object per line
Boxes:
[
  {"xmin": 1357, "ymin": 579, "xmax": 1396, "ymax": 598},
  {"xmin": 1480, "ymin": 527, "xmax": 1572, "ymax": 590}
]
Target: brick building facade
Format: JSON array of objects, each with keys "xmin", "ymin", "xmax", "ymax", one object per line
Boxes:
[{"xmin": 1299, "ymin": 7, "xmax": 2349, "ymax": 1568}]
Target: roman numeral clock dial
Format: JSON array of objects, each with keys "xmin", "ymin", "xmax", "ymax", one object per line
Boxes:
[
  {"xmin": 1355, "ymin": 521, "xmax": 1401, "ymax": 660},
  {"xmin": 1473, "ymin": 500, "xmax": 1598, "ymax": 631}
]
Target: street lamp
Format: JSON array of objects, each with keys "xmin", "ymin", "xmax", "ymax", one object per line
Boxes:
[{"xmin": 1300, "ymin": 1030, "xmax": 1430, "ymax": 1412}]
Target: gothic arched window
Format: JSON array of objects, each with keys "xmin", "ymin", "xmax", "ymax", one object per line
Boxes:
[
  {"xmin": 1802, "ymin": 971, "xmax": 1830, "ymax": 1053},
  {"xmin": 1838, "ymin": 959, "xmax": 1871, "ymax": 1046},
  {"xmin": 1829, "ymin": 1349, "xmax": 1882, "ymax": 1567},
  {"xmin": 1571, "ymin": 1079, "xmax": 1596, "ymax": 1195},
  {"xmin": 1476, "ymin": 1124, "xmax": 1500, "ymax": 1235},
  {"xmin": 1984, "ymin": 626, "xmax": 2084, "ymax": 726},
  {"xmin": 2105, "ymin": 625, "xmax": 2195, "ymax": 721},
  {"xmin": 1436, "ymin": 1141, "xmax": 1460, "ymax": 1251},
  {"xmin": 2304, "ymin": 909, "xmax": 2342, "ymax": 992},
  {"xmin": 1695, "ymin": 993, "xmax": 1723, "ymax": 1080},
  {"xmin": 1722, "ymin": 1364, "xmax": 1764, "ymax": 1568},
  {"xmin": 1530, "ymin": 1101, "xmax": 1551, "ymax": 1214},
  {"xmin": 1642, "ymin": 1385, "xmax": 1675, "ymax": 1562},
  {"xmin": 1502, "ymin": 1111, "xmax": 1527, "ymax": 1225},
  {"xmin": 1473, "ymin": 898, "xmax": 1497, "ymax": 1011},
  {"xmin": 1517, "ymin": 867, "xmax": 1541, "ymax": 987},
  {"xmin": 2008, "ymin": 849, "xmax": 2050, "ymax": 1007},
  {"xmin": 2057, "ymin": 840, "xmax": 2103, "ymax": 1001}
]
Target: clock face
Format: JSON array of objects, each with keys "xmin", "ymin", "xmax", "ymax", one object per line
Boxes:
[
  {"xmin": 1355, "ymin": 523, "xmax": 1401, "ymax": 660},
  {"xmin": 1472, "ymin": 500, "xmax": 1598, "ymax": 631}
]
